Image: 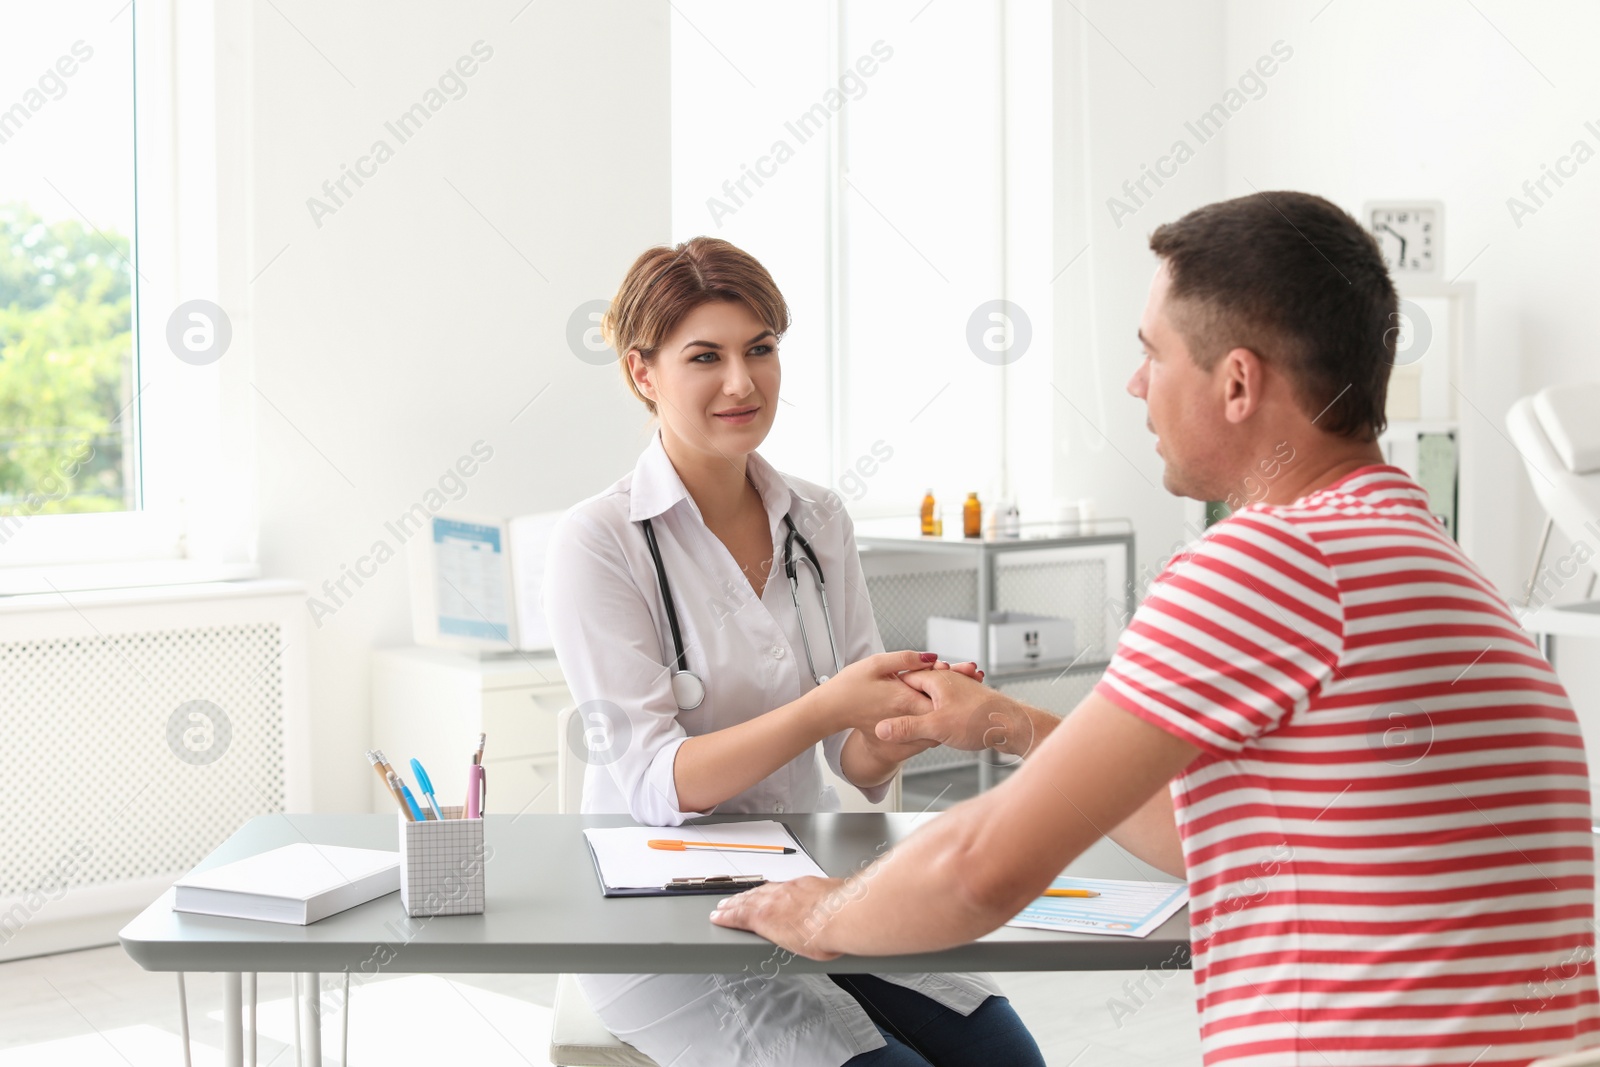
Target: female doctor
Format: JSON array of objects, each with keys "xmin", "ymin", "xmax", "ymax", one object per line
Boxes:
[{"xmin": 542, "ymin": 237, "xmax": 1045, "ymax": 1067}]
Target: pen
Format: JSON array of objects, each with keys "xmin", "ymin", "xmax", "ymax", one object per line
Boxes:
[
  {"xmin": 410, "ymin": 758, "xmax": 445, "ymax": 821},
  {"xmin": 389, "ymin": 771, "xmax": 426, "ymax": 822},
  {"xmin": 466, "ymin": 732, "xmax": 486, "ymax": 814},
  {"xmin": 648, "ymin": 839, "xmax": 797, "ymax": 855},
  {"xmin": 1043, "ymin": 888, "xmax": 1100, "ymax": 898},
  {"xmin": 466, "ymin": 763, "xmax": 484, "ymax": 819}
]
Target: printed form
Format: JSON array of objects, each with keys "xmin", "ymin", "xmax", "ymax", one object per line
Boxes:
[{"xmin": 1006, "ymin": 876, "xmax": 1188, "ymax": 939}]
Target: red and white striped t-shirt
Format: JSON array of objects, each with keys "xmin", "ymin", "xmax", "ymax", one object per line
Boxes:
[{"xmin": 1097, "ymin": 465, "xmax": 1597, "ymax": 1066}]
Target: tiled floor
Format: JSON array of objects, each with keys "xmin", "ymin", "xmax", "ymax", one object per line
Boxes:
[{"xmin": 0, "ymin": 765, "xmax": 1202, "ymax": 1065}]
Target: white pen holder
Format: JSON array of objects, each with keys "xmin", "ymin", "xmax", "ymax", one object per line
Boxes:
[{"xmin": 398, "ymin": 806, "xmax": 486, "ymax": 917}]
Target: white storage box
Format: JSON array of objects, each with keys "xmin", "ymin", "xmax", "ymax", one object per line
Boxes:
[
  {"xmin": 398, "ymin": 805, "xmax": 486, "ymax": 916},
  {"xmin": 925, "ymin": 612, "xmax": 1075, "ymax": 669}
]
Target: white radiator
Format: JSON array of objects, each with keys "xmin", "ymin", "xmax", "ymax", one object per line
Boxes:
[{"xmin": 0, "ymin": 579, "xmax": 309, "ymax": 959}]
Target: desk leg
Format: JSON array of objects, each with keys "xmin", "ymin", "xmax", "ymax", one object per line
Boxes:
[
  {"xmin": 222, "ymin": 972, "xmax": 243, "ymax": 1067},
  {"xmin": 175, "ymin": 973, "xmax": 193, "ymax": 1067},
  {"xmin": 299, "ymin": 972, "xmax": 323, "ymax": 1067},
  {"xmin": 245, "ymin": 973, "xmax": 257, "ymax": 1067}
]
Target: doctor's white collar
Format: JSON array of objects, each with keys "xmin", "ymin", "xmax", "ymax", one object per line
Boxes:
[{"xmin": 625, "ymin": 430, "xmax": 820, "ymax": 525}]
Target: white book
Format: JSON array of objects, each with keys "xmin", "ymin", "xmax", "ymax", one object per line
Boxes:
[{"xmin": 173, "ymin": 843, "xmax": 400, "ymax": 925}]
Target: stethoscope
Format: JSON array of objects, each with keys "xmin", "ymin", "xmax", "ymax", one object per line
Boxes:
[{"xmin": 640, "ymin": 514, "xmax": 842, "ymax": 711}]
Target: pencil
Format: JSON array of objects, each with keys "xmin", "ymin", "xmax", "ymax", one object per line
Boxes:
[
  {"xmin": 1043, "ymin": 888, "xmax": 1100, "ymax": 898},
  {"xmin": 367, "ymin": 750, "xmax": 406, "ymax": 809},
  {"xmin": 385, "ymin": 770, "xmax": 418, "ymax": 821}
]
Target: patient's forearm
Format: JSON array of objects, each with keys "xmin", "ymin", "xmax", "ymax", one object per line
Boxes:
[
  {"xmin": 1107, "ymin": 785, "xmax": 1185, "ymax": 878},
  {"xmin": 994, "ymin": 702, "xmax": 1063, "ymax": 758}
]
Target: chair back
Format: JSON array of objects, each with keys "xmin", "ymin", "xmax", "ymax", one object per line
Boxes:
[
  {"xmin": 1507, "ymin": 390, "xmax": 1600, "ymax": 553},
  {"xmin": 555, "ymin": 704, "xmax": 582, "ymax": 815}
]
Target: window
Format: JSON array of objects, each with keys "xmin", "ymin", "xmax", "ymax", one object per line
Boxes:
[
  {"xmin": 0, "ymin": 11, "xmax": 137, "ymax": 522},
  {"xmin": 671, "ymin": 1, "xmax": 1011, "ymax": 518},
  {"xmin": 0, "ymin": 1, "xmax": 254, "ymax": 584},
  {"xmin": 670, "ymin": 3, "xmax": 833, "ymax": 485}
]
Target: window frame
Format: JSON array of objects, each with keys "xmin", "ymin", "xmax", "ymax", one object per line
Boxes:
[{"xmin": 0, "ymin": 0, "xmax": 258, "ymax": 590}]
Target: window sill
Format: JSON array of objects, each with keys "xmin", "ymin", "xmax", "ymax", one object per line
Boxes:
[{"xmin": 0, "ymin": 559, "xmax": 261, "ymax": 598}]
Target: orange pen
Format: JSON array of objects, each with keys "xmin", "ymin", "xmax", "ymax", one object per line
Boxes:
[{"xmin": 649, "ymin": 839, "xmax": 797, "ymax": 855}]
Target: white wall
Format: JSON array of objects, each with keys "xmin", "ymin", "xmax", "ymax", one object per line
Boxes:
[{"xmin": 247, "ymin": 1, "xmax": 670, "ymax": 811}]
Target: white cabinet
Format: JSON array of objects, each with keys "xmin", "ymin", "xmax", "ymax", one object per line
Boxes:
[{"xmin": 371, "ymin": 646, "xmax": 570, "ymax": 817}]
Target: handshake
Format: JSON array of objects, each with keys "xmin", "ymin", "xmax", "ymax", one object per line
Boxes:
[{"xmin": 810, "ymin": 649, "xmax": 1039, "ymax": 760}]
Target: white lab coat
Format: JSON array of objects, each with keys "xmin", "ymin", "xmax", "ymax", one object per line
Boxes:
[{"xmin": 543, "ymin": 432, "xmax": 1001, "ymax": 1067}]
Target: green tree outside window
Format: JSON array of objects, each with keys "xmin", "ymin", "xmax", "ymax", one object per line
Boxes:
[{"xmin": 0, "ymin": 201, "xmax": 133, "ymax": 517}]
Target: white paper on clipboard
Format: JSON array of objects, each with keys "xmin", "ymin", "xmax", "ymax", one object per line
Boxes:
[{"xmin": 583, "ymin": 821, "xmax": 827, "ymax": 892}]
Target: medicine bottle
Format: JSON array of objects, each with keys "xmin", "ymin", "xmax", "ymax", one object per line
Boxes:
[{"xmin": 963, "ymin": 493, "xmax": 981, "ymax": 538}]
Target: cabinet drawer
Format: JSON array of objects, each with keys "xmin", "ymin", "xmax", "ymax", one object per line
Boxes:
[
  {"xmin": 483, "ymin": 755, "xmax": 559, "ymax": 816},
  {"xmin": 481, "ymin": 687, "xmax": 565, "ymax": 759}
]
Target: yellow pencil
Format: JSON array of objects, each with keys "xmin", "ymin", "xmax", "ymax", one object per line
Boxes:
[{"xmin": 1043, "ymin": 888, "xmax": 1100, "ymax": 898}]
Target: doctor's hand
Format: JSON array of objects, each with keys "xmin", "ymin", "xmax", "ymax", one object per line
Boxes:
[
  {"xmin": 811, "ymin": 650, "xmax": 941, "ymax": 735},
  {"xmin": 709, "ymin": 876, "xmax": 847, "ymax": 961},
  {"xmin": 876, "ymin": 669, "xmax": 1038, "ymax": 755}
]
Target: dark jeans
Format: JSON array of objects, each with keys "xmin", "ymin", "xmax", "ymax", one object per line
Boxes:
[{"xmin": 833, "ymin": 974, "xmax": 1046, "ymax": 1067}]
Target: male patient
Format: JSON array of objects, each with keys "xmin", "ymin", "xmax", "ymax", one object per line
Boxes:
[{"xmin": 713, "ymin": 192, "xmax": 1599, "ymax": 1064}]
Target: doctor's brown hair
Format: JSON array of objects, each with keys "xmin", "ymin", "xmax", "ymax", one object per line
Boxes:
[
  {"xmin": 1148, "ymin": 191, "xmax": 1398, "ymax": 440},
  {"xmin": 603, "ymin": 237, "xmax": 792, "ymax": 415}
]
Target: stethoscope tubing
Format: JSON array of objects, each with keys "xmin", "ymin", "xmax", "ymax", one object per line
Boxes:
[{"xmin": 640, "ymin": 513, "xmax": 840, "ymax": 707}]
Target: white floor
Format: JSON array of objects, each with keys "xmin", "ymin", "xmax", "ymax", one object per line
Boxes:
[{"xmin": 0, "ymin": 944, "xmax": 1202, "ymax": 1065}]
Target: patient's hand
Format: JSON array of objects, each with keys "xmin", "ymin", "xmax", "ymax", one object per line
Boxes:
[
  {"xmin": 877, "ymin": 669, "xmax": 1035, "ymax": 754},
  {"xmin": 938, "ymin": 660, "xmax": 985, "ymax": 682}
]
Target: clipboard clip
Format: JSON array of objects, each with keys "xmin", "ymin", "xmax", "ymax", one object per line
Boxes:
[{"xmin": 665, "ymin": 874, "xmax": 766, "ymax": 892}]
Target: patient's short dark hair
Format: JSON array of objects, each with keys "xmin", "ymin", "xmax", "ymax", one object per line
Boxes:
[{"xmin": 1149, "ymin": 191, "xmax": 1398, "ymax": 440}]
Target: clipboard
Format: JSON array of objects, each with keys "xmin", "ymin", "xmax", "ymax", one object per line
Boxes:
[{"xmin": 584, "ymin": 822, "xmax": 813, "ymax": 897}]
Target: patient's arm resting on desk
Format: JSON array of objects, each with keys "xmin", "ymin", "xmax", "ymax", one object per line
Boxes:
[
  {"xmin": 879, "ymin": 671, "xmax": 1184, "ymax": 873},
  {"xmin": 1108, "ymin": 780, "xmax": 1185, "ymax": 877},
  {"xmin": 712, "ymin": 691, "xmax": 1199, "ymax": 958}
]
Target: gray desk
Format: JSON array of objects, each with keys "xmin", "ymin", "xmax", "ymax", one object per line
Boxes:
[{"xmin": 122, "ymin": 813, "xmax": 1189, "ymax": 1062}]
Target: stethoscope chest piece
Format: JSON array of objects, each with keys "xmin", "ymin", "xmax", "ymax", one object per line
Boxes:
[{"xmin": 670, "ymin": 670, "xmax": 706, "ymax": 712}]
